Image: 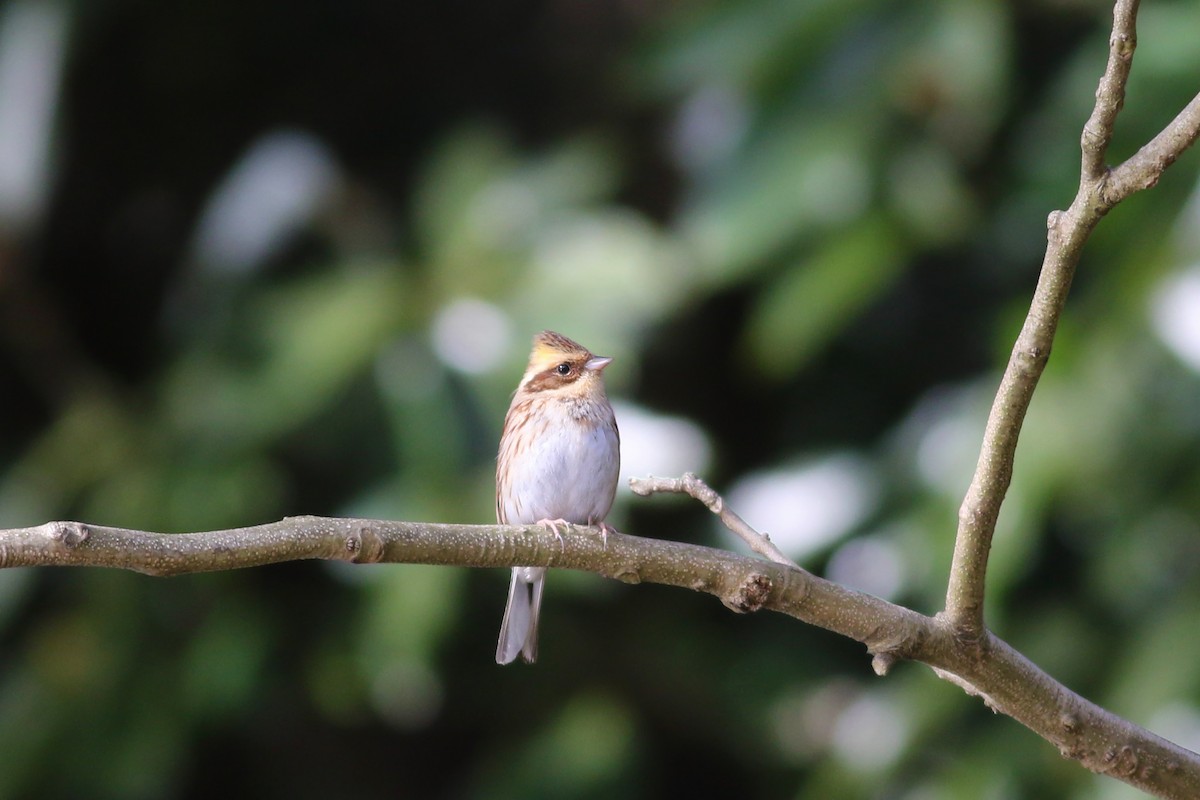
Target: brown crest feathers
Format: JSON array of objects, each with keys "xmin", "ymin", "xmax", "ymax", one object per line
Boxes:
[{"xmin": 531, "ymin": 330, "xmax": 588, "ymax": 357}]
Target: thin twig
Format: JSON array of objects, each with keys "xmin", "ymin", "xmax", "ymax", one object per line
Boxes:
[
  {"xmin": 1105, "ymin": 90, "xmax": 1200, "ymax": 202},
  {"xmin": 629, "ymin": 473, "xmax": 799, "ymax": 568},
  {"xmin": 1080, "ymin": 0, "xmax": 1140, "ymax": 181}
]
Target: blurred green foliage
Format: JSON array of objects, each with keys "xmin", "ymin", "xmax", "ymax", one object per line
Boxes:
[{"xmin": 1, "ymin": 0, "xmax": 1199, "ymax": 798}]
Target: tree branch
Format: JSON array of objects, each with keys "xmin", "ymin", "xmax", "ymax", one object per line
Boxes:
[
  {"xmin": 1081, "ymin": 0, "xmax": 1139, "ymax": 181},
  {"xmin": 1105, "ymin": 90, "xmax": 1200, "ymax": 202},
  {"xmin": 0, "ymin": 512, "xmax": 1197, "ymax": 798},
  {"xmin": 944, "ymin": 0, "xmax": 1200, "ymax": 638}
]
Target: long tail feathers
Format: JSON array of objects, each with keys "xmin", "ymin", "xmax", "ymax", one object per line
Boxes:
[{"xmin": 496, "ymin": 567, "xmax": 545, "ymax": 664}]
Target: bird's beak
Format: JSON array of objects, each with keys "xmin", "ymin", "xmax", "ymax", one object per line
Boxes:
[{"xmin": 585, "ymin": 355, "xmax": 613, "ymax": 372}]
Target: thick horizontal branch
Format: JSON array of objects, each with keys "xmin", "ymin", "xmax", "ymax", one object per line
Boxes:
[
  {"xmin": 0, "ymin": 516, "xmax": 911, "ymax": 643},
  {"xmin": 1, "ymin": 516, "xmax": 1197, "ymax": 798}
]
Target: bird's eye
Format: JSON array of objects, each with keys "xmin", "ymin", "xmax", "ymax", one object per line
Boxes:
[{"xmin": 556, "ymin": 362, "xmax": 571, "ymax": 376}]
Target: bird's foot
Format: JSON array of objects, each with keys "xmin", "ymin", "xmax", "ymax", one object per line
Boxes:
[
  {"xmin": 535, "ymin": 518, "xmax": 570, "ymax": 553},
  {"xmin": 594, "ymin": 521, "xmax": 617, "ymax": 551}
]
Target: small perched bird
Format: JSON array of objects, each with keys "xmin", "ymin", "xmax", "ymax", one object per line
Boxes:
[{"xmin": 495, "ymin": 330, "xmax": 620, "ymax": 664}]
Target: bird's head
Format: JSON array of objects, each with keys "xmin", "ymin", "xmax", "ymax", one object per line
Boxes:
[{"xmin": 519, "ymin": 330, "xmax": 612, "ymax": 398}]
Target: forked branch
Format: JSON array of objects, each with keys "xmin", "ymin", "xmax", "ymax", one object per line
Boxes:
[{"xmin": 943, "ymin": 0, "xmax": 1200, "ymax": 637}]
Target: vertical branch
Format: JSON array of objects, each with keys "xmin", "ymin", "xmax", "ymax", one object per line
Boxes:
[
  {"xmin": 1081, "ymin": 0, "xmax": 1140, "ymax": 181},
  {"xmin": 943, "ymin": 0, "xmax": 1142, "ymax": 637}
]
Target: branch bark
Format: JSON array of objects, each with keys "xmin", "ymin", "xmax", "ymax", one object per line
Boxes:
[
  {"xmin": 0, "ymin": 513, "xmax": 1197, "ymax": 798},
  {"xmin": 943, "ymin": 0, "xmax": 1200, "ymax": 638}
]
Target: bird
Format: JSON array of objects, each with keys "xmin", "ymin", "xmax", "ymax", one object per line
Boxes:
[{"xmin": 494, "ymin": 330, "xmax": 620, "ymax": 664}]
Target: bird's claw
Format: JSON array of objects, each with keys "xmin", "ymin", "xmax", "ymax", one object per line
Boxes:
[
  {"xmin": 595, "ymin": 521, "xmax": 617, "ymax": 551},
  {"xmin": 535, "ymin": 518, "xmax": 569, "ymax": 553}
]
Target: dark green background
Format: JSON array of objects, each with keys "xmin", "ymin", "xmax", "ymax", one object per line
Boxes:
[{"xmin": 1, "ymin": 0, "xmax": 1199, "ymax": 797}]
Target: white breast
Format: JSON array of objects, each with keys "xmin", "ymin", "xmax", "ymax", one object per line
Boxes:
[{"xmin": 498, "ymin": 399, "xmax": 619, "ymax": 526}]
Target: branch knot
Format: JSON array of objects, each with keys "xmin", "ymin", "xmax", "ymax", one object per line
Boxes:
[
  {"xmin": 1103, "ymin": 745, "xmax": 1140, "ymax": 777},
  {"xmin": 722, "ymin": 572, "xmax": 771, "ymax": 613},
  {"xmin": 50, "ymin": 521, "xmax": 90, "ymax": 549},
  {"xmin": 345, "ymin": 526, "xmax": 386, "ymax": 564}
]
